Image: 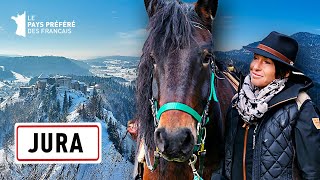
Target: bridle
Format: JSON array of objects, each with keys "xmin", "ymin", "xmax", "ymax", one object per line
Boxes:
[
  {"xmin": 150, "ymin": 59, "xmax": 219, "ymax": 140},
  {"xmin": 142, "ymin": 21, "xmax": 222, "ymax": 180}
]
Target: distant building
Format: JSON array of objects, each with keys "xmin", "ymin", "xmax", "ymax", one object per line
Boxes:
[
  {"xmin": 19, "ymin": 85, "xmax": 35, "ymax": 97},
  {"xmin": 38, "ymin": 74, "xmax": 49, "ymax": 82},
  {"xmin": 71, "ymin": 80, "xmax": 80, "ymax": 90},
  {"xmin": 36, "ymin": 74, "xmax": 88, "ymax": 95},
  {"xmin": 71, "ymin": 80, "xmax": 87, "ymax": 94},
  {"xmin": 87, "ymin": 87, "xmax": 94, "ymax": 96},
  {"xmin": 37, "ymin": 80, "xmax": 47, "ymax": 90},
  {"xmin": 37, "ymin": 74, "xmax": 49, "ymax": 89},
  {"xmin": 94, "ymin": 84, "xmax": 102, "ymax": 93},
  {"xmin": 37, "ymin": 74, "xmax": 72, "ymax": 90},
  {"xmin": 47, "ymin": 77, "xmax": 56, "ymax": 85},
  {"xmin": 54, "ymin": 75, "xmax": 72, "ymax": 88},
  {"xmin": 79, "ymin": 82, "xmax": 87, "ymax": 94}
]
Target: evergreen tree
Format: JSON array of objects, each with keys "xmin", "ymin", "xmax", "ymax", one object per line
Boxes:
[
  {"xmin": 93, "ymin": 87, "xmax": 98, "ymax": 97},
  {"xmin": 50, "ymin": 85, "xmax": 57, "ymax": 100},
  {"xmin": 62, "ymin": 91, "xmax": 68, "ymax": 114},
  {"xmin": 68, "ymin": 96, "xmax": 72, "ymax": 108},
  {"xmin": 96, "ymin": 97, "xmax": 103, "ymax": 119},
  {"xmin": 48, "ymin": 104, "xmax": 58, "ymax": 122},
  {"xmin": 42, "ymin": 95, "xmax": 49, "ymax": 113},
  {"xmin": 87, "ymin": 87, "xmax": 101, "ymax": 119},
  {"xmin": 79, "ymin": 104, "xmax": 87, "ymax": 120},
  {"xmin": 56, "ymin": 99, "xmax": 61, "ymax": 113},
  {"xmin": 107, "ymin": 120, "xmax": 122, "ymax": 154}
]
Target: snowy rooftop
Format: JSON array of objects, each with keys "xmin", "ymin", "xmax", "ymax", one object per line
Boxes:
[{"xmin": 38, "ymin": 73, "xmax": 49, "ymax": 79}]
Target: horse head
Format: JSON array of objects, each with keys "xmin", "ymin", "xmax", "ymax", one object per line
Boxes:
[
  {"xmin": 136, "ymin": 1, "xmax": 237, "ymax": 179},
  {"xmin": 137, "ymin": 0, "xmax": 219, "ymax": 164}
]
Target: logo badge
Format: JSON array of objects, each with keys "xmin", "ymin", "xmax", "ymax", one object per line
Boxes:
[
  {"xmin": 11, "ymin": 11, "xmax": 76, "ymax": 37},
  {"xmin": 312, "ymin": 118, "xmax": 320, "ymax": 129},
  {"xmin": 11, "ymin": 11, "xmax": 26, "ymax": 37}
]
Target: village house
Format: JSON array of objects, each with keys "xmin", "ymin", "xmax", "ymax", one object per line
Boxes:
[{"xmin": 19, "ymin": 85, "xmax": 36, "ymax": 97}]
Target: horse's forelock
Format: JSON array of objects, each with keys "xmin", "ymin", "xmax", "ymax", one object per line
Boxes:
[{"xmin": 147, "ymin": 1, "xmax": 196, "ymax": 56}]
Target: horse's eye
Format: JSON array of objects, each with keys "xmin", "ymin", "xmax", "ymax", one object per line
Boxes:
[
  {"xmin": 203, "ymin": 55, "xmax": 212, "ymax": 64},
  {"xmin": 202, "ymin": 49, "xmax": 212, "ymax": 64}
]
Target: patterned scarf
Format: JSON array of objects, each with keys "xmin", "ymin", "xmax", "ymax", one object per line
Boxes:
[{"xmin": 236, "ymin": 75, "xmax": 287, "ymax": 124}]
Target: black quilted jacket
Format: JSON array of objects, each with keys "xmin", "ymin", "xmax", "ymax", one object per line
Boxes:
[{"xmin": 222, "ymin": 78, "xmax": 320, "ymax": 180}]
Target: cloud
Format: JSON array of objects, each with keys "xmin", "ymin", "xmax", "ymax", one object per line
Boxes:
[
  {"xmin": 223, "ymin": 16, "xmax": 233, "ymax": 19},
  {"xmin": 117, "ymin": 29, "xmax": 147, "ymax": 39},
  {"xmin": 0, "ymin": 26, "xmax": 4, "ymax": 32}
]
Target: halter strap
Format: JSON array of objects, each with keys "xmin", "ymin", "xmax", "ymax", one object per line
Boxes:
[
  {"xmin": 191, "ymin": 21, "xmax": 210, "ymax": 32},
  {"xmin": 155, "ymin": 71, "xmax": 218, "ymax": 122},
  {"xmin": 156, "ymin": 102, "xmax": 202, "ymax": 122}
]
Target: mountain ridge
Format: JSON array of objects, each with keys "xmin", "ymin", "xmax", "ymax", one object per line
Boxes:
[{"xmin": 0, "ymin": 56, "xmax": 91, "ymax": 77}]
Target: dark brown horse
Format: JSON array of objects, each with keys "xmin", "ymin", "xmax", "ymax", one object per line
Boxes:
[{"xmin": 135, "ymin": 0, "xmax": 235, "ymax": 179}]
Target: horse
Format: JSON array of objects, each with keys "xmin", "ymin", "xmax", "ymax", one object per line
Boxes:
[{"xmin": 135, "ymin": 0, "xmax": 236, "ymax": 179}]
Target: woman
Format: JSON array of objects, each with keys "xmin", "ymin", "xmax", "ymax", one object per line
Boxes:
[{"xmin": 222, "ymin": 31, "xmax": 320, "ymax": 180}]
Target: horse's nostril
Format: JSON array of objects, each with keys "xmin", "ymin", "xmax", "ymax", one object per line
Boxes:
[
  {"xmin": 182, "ymin": 131, "xmax": 191, "ymax": 145},
  {"xmin": 180, "ymin": 129, "xmax": 193, "ymax": 154},
  {"xmin": 154, "ymin": 128, "xmax": 166, "ymax": 152},
  {"xmin": 155, "ymin": 127, "xmax": 194, "ymax": 159}
]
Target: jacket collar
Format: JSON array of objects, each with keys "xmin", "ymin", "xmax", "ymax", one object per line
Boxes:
[{"xmin": 268, "ymin": 74, "xmax": 313, "ymax": 109}]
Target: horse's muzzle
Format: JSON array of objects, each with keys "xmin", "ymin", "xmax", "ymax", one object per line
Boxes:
[{"xmin": 154, "ymin": 127, "xmax": 194, "ymax": 162}]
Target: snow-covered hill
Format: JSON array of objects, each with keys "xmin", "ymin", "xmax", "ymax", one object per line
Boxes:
[
  {"xmin": 11, "ymin": 71, "xmax": 30, "ymax": 83},
  {"xmin": 0, "ymin": 86, "xmax": 135, "ymax": 179},
  {"xmin": 0, "ymin": 69, "xmax": 31, "ymax": 103},
  {"xmin": 0, "ymin": 81, "xmax": 9, "ymax": 88},
  {"xmin": 0, "ymin": 121, "xmax": 134, "ymax": 179}
]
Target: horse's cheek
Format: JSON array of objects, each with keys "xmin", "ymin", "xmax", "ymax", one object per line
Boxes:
[{"xmin": 143, "ymin": 166, "xmax": 159, "ymax": 180}]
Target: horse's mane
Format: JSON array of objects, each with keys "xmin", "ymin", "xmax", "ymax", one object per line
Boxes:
[
  {"xmin": 136, "ymin": 1, "xmax": 197, "ymax": 148},
  {"xmin": 136, "ymin": 0, "xmax": 226, "ymax": 149}
]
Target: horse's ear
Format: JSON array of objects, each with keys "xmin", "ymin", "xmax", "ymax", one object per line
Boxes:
[
  {"xmin": 195, "ymin": 0, "xmax": 218, "ymax": 28},
  {"xmin": 144, "ymin": 0, "xmax": 158, "ymax": 17}
]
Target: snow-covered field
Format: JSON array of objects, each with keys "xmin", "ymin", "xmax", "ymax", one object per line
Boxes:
[
  {"xmin": 0, "ymin": 70, "xmax": 30, "ymax": 103},
  {"xmin": 88, "ymin": 58, "xmax": 137, "ymax": 84},
  {"xmin": 0, "ymin": 92, "xmax": 21, "ymax": 109},
  {"xmin": 11, "ymin": 71, "xmax": 31, "ymax": 83}
]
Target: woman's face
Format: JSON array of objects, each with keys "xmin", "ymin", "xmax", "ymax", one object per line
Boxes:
[{"xmin": 250, "ymin": 54, "xmax": 276, "ymax": 88}]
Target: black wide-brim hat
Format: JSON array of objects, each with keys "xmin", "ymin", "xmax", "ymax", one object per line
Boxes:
[{"xmin": 243, "ymin": 31, "xmax": 301, "ymax": 73}]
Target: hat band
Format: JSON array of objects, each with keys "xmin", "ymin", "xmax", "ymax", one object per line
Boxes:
[{"xmin": 257, "ymin": 44, "xmax": 293, "ymax": 65}]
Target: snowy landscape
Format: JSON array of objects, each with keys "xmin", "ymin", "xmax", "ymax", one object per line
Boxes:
[
  {"xmin": 0, "ymin": 71, "xmax": 30, "ymax": 102},
  {"xmin": 0, "ymin": 32, "xmax": 319, "ymax": 179},
  {"xmin": 0, "ymin": 86, "xmax": 136, "ymax": 179},
  {"xmin": 84, "ymin": 56, "xmax": 139, "ymax": 85},
  {"xmin": 0, "ymin": 56, "xmax": 138, "ymax": 179}
]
